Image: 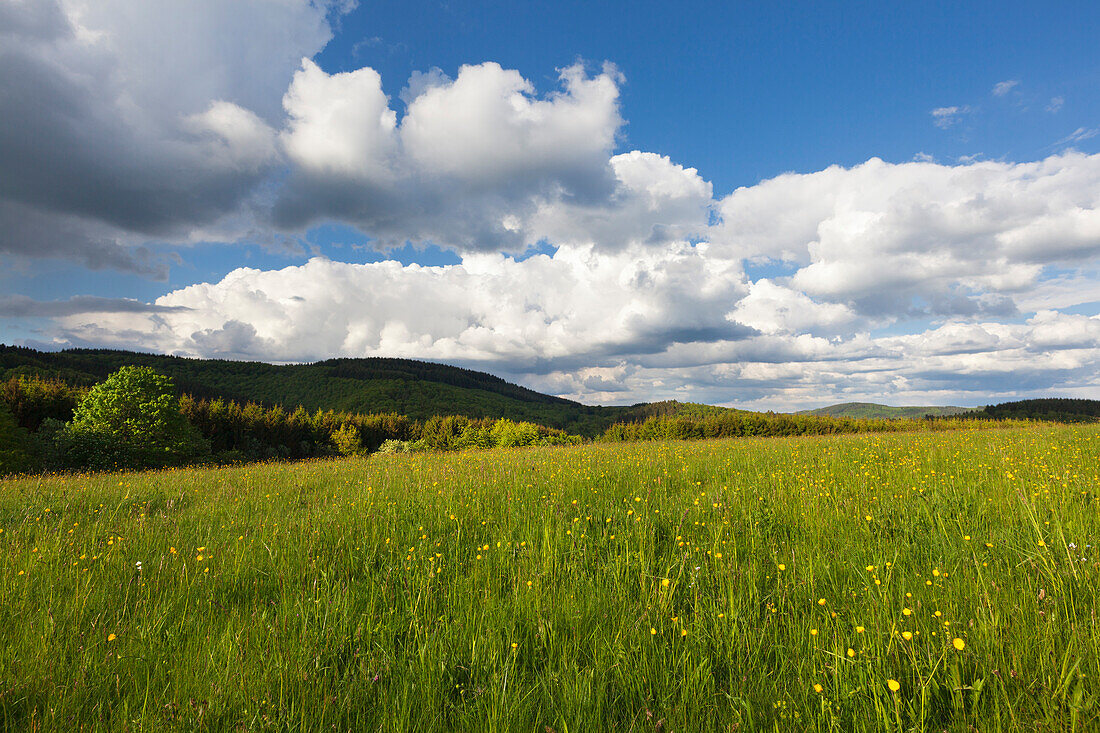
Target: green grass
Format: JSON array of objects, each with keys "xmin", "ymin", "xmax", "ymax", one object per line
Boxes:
[{"xmin": 2, "ymin": 425, "xmax": 1099, "ymax": 731}]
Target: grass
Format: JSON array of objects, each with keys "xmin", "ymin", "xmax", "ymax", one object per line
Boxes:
[{"xmin": 1, "ymin": 424, "xmax": 1098, "ymax": 731}]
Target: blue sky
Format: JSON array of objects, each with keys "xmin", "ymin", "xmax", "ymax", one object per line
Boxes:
[
  {"xmin": 321, "ymin": 0, "xmax": 1100, "ymax": 190},
  {"xmin": 1, "ymin": 0, "xmax": 1099, "ymax": 409}
]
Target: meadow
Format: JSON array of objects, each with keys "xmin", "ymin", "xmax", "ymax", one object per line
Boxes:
[{"xmin": 1, "ymin": 424, "xmax": 1098, "ymax": 731}]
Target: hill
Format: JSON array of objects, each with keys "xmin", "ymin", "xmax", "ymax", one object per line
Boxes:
[
  {"xmin": 0, "ymin": 345, "xmax": 726, "ymax": 436},
  {"xmin": 796, "ymin": 402, "xmax": 977, "ymax": 419}
]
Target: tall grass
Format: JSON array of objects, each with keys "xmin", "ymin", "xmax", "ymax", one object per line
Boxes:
[{"xmin": 1, "ymin": 424, "xmax": 1098, "ymax": 731}]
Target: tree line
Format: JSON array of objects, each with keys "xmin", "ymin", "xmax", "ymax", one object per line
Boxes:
[
  {"xmin": 1, "ymin": 365, "xmax": 1077, "ymax": 476},
  {"xmin": 0, "ymin": 369, "xmax": 579, "ymax": 474},
  {"xmin": 601, "ymin": 412, "xmax": 962, "ymax": 442}
]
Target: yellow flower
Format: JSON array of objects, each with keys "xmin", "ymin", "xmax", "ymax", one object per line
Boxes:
[
  {"xmin": 661, "ymin": 578, "xmax": 671, "ymax": 588},
  {"xmin": 107, "ymin": 633, "xmax": 116, "ymax": 642},
  {"xmin": 681, "ymin": 629, "xmax": 688, "ymax": 637},
  {"xmin": 902, "ymin": 608, "xmax": 912, "ymax": 616},
  {"xmin": 901, "ymin": 631, "xmax": 913, "ymax": 641},
  {"xmin": 953, "ymin": 637, "xmax": 965, "ymax": 651},
  {"xmin": 887, "ymin": 679, "xmax": 901, "ymax": 692},
  {"xmin": 864, "ymin": 515, "xmax": 872, "ymax": 521},
  {"xmin": 511, "ymin": 642, "xmax": 518, "ymax": 649},
  {"xmin": 1038, "ymin": 540, "xmax": 1046, "ymax": 547},
  {"xmin": 847, "ymin": 648, "xmax": 855, "ymax": 658},
  {"xmin": 813, "ymin": 683, "xmax": 823, "ymax": 693},
  {"xmin": 810, "ymin": 628, "xmax": 818, "ymax": 636},
  {"xmin": 856, "ymin": 626, "xmax": 865, "ymax": 634},
  {"xmin": 650, "ymin": 628, "xmax": 657, "ymax": 635},
  {"xmin": 777, "ymin": 564, "xmax": 785, "ymax": 571},
  {"xmin": 818, "ymin": 598, "xmax": 826, "ymax": 606}
]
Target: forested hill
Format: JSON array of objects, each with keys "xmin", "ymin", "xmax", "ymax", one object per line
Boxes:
[
  {"xmin": 0, "ymin": 345, "xmax": 724, "ymax": 435},
  {"xmin": 797, "ymin": 402, "xmax": 976, "ymax": 419}
]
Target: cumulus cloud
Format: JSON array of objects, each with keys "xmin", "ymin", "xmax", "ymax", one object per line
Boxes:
[
  {"xmin": 273, "ymin": 60, "xmax": 647, "ymax": 253},
  {"xmin": 992, "ymin": 79, "xmax": 1019, "ymax": 97},
  {"xmin": 713, "ymin": 153, "xmax": 1100, "ymax": 319},
  {"xmin": 0, "ymin": 0, "xmax": 346, "ymax": 266},
  {"xmin": 54, "ymin": 244, "xmax": 753, "ymax": 369}
]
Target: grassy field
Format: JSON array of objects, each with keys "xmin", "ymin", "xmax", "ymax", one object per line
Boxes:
[{"xmin": 1, "ymin": 425, "xmax": 1098, "ymax": 731}]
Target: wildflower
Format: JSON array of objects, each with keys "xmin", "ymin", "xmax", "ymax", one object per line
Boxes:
[
  {"xmin": 818, "ymin": 598, "xmax": 826, "ymax": 606},
  {"xmin": 810, "ymin": 629, "xmax": 818, "ymax": 636},
  {"xmin": 847, "ymin": 648, "xmax": 855, "ymax": 658},
  {"xmin": 778, "ymin": 564, "xmax": 785, "ymax": 571},
  {"xmin": 856, "ymin": 626, "xmax": 865, "ymax": 634},
  {"xmin": 902, "ymin": 608, "xmax": 913, "ymax": 616},
  {"xmin": 107, "ymin": 633, "xmax": 116, "ymax": 642},
  {"xmin": 953, "ymin": 637, "xmax": 965, "ymax": 651},
  {"xmin": 887, "ymin": 679, "xmax": 901, "ymax": 692},
  {"xmin": 661, "ymin": 578, "xmax": 670, "ymax": 588},
  {"xmin": 650, "ymin": 628, "xmax": 657, "ymax": 635},
  {"xmin": 901, "ymin": 631, "xmax": 913, "ymax": 641},
  {"xmin": 813, "ymin": 683, "xmax": 823, "ymax": 693},
  {"xmin": 681, "ymin": 629, "xmax": 688, "ymax": 637}
]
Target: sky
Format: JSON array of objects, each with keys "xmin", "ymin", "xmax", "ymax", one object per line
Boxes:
[{"xmin": 1, "ymin": 0, "xmax": 1099, "ymax": 410}]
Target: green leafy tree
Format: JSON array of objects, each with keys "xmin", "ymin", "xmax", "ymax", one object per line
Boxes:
[
  {"xmin": 59, "ymin": 366, "xmax": 209, "ymax": 469},
  {"xmin": 330, "ymin": 423, "xmax": 364, "ymax": 456}
]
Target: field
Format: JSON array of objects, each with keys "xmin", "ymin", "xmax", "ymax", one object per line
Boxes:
[{"xmin": 2, "ymin": 425, "xmax": 1099, "ymax": 731}]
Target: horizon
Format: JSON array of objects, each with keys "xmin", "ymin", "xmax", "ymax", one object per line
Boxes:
[{"xmin": 2, "ymin": 0, "xmax": 1099, "ymax": 411}]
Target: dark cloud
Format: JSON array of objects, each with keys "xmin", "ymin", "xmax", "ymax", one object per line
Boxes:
[{"xmin": 0, "ymin": 295, "xmax": 189, "ymax": 318}]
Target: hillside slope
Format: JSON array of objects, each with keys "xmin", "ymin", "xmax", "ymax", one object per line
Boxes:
[
  {"xmin": 797, "ymin": 402, "xmax": 976, "ymax": 419},
  {"xmin": 0, "ymin": 345, "xmax": 727, "ymax": 435}
]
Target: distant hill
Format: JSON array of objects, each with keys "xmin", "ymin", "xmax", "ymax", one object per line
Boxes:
[
  {"xmin": 0, "ymin": 345, "xmax": 727, "ymax": 436},
  {"xmin": 797, "ymin": 402, "xmax": 977, "ymax": 419}
]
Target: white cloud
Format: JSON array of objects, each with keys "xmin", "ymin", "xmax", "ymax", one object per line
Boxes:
[
  {"xmin": 930, "ymin": 105, "xmax": 972, "ymax": 129},
  {"xmin": 1052, "ymin": 127, "xmax": 1099, "ymax": 147},
  {"xmin": 1047, "ymin": 96, "xmax": 1064, "ymax": 113},
  {"xmin": 273, "ymin": 60, "xmax": 636, "ymax": 253},
  {"xmin": 281, "ymin": 59, "xmax": 397, "ymax": 179},
  {"xmin": 992, "ymin": 79, "xmax": 1019, "ymax": 97},
  {"xmin": 57, "ymin": 243, "xmax": 751, "ymax": 369},
  {"xmin": 713, "ymin": 153, "xmax": 1100, "ymax": 319}
]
